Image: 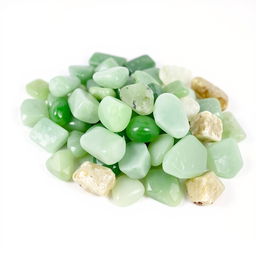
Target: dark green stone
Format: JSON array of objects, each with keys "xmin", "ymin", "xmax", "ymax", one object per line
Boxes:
[
  {"xmin": 89, "ymin": 52, "xmax": 127, "ymax": 67},
  {"xmin": 93, "ymin": 158, "xmax": 122, "ymax": 176},
  {"xmin": 125, "ymin": 55, "xmax": 155, "ymax": 73},
  {"xmin": 64, "ymin": 116, "xmax": 91, "ymax": 133},
  {"xmin": 69, "ymin": 65, "xmax": 94, "ymax": 84},
  {"xmin": 147, "ymin": 83, "xmax": 162, "ymax": 100}
]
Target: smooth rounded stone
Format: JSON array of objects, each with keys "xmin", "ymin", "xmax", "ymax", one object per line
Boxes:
[
  {"xmin": 93, "ymin": 67, "xmax": 129, "ymax": 89},
  {"xmin": 46, "ymin": 149, "xmax": 76, "ymax": 181},
  {"xmin": 143, "ymin": 167, "xmax": 184, "ymax": 206},
  {"xmin": 153, "ymin": 93, "xmax": 189, "ymax": 138},
  {"xmin": 21, "ymin": 99, "xmax": 48, "ymax": 127},
  {"xmin": 67, "ymin": 131, "xmax": 87, "ymax": 158},
  {"xmin": 86, "ymin": 79, "xmax": 101, "ymax": 89},
  {"xmin": 159, "ymin": 65, "xmax": 192, "ymax": 86},
  {"xmin": 88, "ymin": 86, "xmax": 116, "ymax": 100},
  {"xmin": 180, "ymin": 96, "xmax": 200, "ymax": 121},
  {"xmin": 68, "ymin": 88, "xmax": 99, "ymax": 123},
  {"xmin": 89, "ymin": 52, "xmax": 127, "ymax": 67},
  {"xmin": 111, "ymin": 175, "xmax": 144, "ymax": 207},
  {"xmin": 126, "ymin": 116, "xmax": 160, "ymax": 143},
  {"xmin": 144, "ymin": 67, "xmax": 162, "ymax": 84},
  {"xmin": 125, "ymin": 55, "xmax": 155, "ymax": 73},
  {"xmin": 77, "ymin": 154, "xmax": 94, "ymax": 166},
  {"xmin": 120, "ymin": 83, "xmax": 154, "ymax": 115},
  {"xmin": 147, "ymin": 83, "xmax": 162, "ymax": 100},
  {"xmin": 49, "ymin": 76, "xmax": 80, "ymax": 97},
  {"xmin": 131, "ymin": 70, "xmax": 160, "ymax": 85},
  {"xmin": 80, "ymin": 126, "xmax": 126, "ymax": 165},
  {"xmin": 26, "ymin": 79, "xmax": 49, "ymax": 100},
  {"xmin": 207, "ymin": 138, "xmax": 243, "ymax": 178},
  {"xmin": 46, "ymin": 94, "xmax": 58, "ymax": 107},
  {"xmin": 163, "ymin": 135, "xmax": 207, "ymax": 179},
  {"xmin": 163, "ymin": 80, "xmax": 189, "ymax": 98},
  {"xmin": 64, "ymin": 116, "xmax": 91, "ymax": 133},
  {"xmin": 119, "ymin": 142, "xmax": 151, "ymax": 179},
  {"xmin": 188, "ymin": 88, "xmax": 197, "ymax": 99},
  {"xmin": 148, "ymin": 134, "xmax": 174, "ymax": 166},
  {"xmin": 98, "ymin": 96, "xmax": 132, "ymax": 132},
  {"xmin": 197, "ymin": 98, "xmax": 222, "ymax": 117},
  {"xmin": 93, "ymin": 158, "xmax": 121, "ymax": 176},
  {"xmin": 95, "ymin": 57, "xmax": 119, "ymax": 72},
  {"xmin": 69, "ymin": 65, "xmax": 94, "ymax": 84}
]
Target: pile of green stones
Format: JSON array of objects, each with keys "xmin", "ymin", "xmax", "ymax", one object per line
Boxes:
[{"xmin": 21, "ymin": 52, "xmax": 246, "ymax": 206}]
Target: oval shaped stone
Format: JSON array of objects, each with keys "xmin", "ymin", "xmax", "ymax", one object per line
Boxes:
[
  {"xmin": 88, "ymin": 86, "xmax": 116, "ymax": 100},
  {"xmin": 131, "ymin": 70, "xmax": 160, "ymax": 85},
  {"xmin": 95, "ymin": 57, "xmax": 119, "ymax": 72},
  {"xmin": 67, "ymin": 131, "xmax": 87, "ymax": 158},
  {"xmin": 26, "ymin": 79, "xmax": 49, "ymax": 100}
]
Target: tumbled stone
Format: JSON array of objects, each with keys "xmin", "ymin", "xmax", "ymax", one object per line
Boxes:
[
  {"xmin": 186, "ymin": 171, "xmax": 225, "ymax": 205},
  {"xmin": 144, "ymin": 67, "xmax": 162, "ymax": 84},
  {"xmin": 163, "ymin": 80, "xmax": 189, "ymax": 98},
  {"xmin": 26, "ymin": 79, "xmax": 49, "ymax": 100},
  {"xmin": 147, "ymin": 83, "xmax": 162, "ymax": 99},
  {"xmin": 64, "ymin": 116, "xmax": 91, "ymax": 133},
  {"xmin": 86, "ymin": 79, "xmax": 101, "ymax": 89},
  {"xmin": 95, "ymin": 57, "xmax": 119, "ymax": 72},
  {"xmin": 46, "ymin": 93, "xmax": 58, "ymax": 107},
  {"xmin": 125, "ymin": 55, "xmax": 155, "ymax": 73},
  {"xmin": 188, "ymin": 88, "xmax": 197, "ymax": 99},
  {"xmin": 88, "ymin": 86, "xmax": 116, "ymax": 100},
  {"xmin": 67, "ymin": 131, "xmax": 87, "ymax": 158},
  {"xmin": 132, "ymin": 70, "xmax": 160, "ymax": 85},
  {"xmin": 69, "ymin": 65, "xmax": 94, "ymax": 84},
  {"xmin": 89, "ymin": 52, "xmax": 126, "ymax": 67},
  {"xmin": 73, "ymin": 161, "xmax": 116, "ymax": 196},
  {"xmin": 180, "ymin": 96, "xmax": 200, "ymax": 121},
  {"xmin": 197, "ymin": 98, "xmax": 222, "ymax": 117}
]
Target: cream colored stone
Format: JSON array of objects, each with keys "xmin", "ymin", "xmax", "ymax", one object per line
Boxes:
[
  {"xmin": 180, "ymin": 96, "xmax": 200, "ymax": 121},
  {"xmin": 190, "ymin": 111, "xmax": 223, "ymax": 142},
  {"xmin": 73, "ymin": 161, "xmax": 116, "ymax": 196},
  {"xmin": 186, "ymin": 171, "xmax": 225, "ymax": 206}
]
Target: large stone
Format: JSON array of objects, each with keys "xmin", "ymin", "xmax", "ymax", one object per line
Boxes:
[{"xmin": 26, "ymin": 79, "xmax": 49, "ymax": 100}]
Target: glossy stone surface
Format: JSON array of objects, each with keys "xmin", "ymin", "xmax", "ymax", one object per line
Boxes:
[
  {"xmin": 64, "ymin": 116, "xmax": 91, "ymax": 133},
  {"xmin": 26, "ymin": 79, "xmax": 49, "ymax": 100},
  {"xmin": 86, "ymin": 79, "xmax": 100, "ymax": 89},
  {"xmin": 153, "ymin": 93, "xmax": 189, "ymax": 138},
  {"xmin": 111, "ymin": 175, "xmax": 144, "ymax": 206},
  {"xmin": 69, "ymin": 65, "xmax": 94, "ymax": 84},
  {"xmin": 198, "ymin": 98, "xmax": 222, "ymax": 117},
  {"xmin": 207, "ymin": 138, "xmax": 243, "ymax": 178},
  {"xmin": 98, "ymin": 96, "xmax": 132, "ymax": 132},
  {"xmin": 119, "ymin": 142, "xmax": 150, "ymax": 179},
  {"xmin": 67, "ymin": 131, "xmax": 87, "ymax": 158},
  {"xmin": 163, "ymin": 80, "xmax": 189, "ymax": 98},
  {"xmin": 89, "ymin": 52, "xmax": 126, "ymax": 67},
  {"xmin": 68, "ymin": 88, "xmax": 99, "ymax": 123},
  {"xmin": 88, "ymin": 86, "xmax": 116, "ymax": 100},
  {"xmin": 132, "ymin": 70, "xmax": 160, "ymax": 85},
  {"xmin": 125, "ymin": 55, "xmax": 155, "ymax": 73},
  {"xmin": 163, "ymin": 135, "xmax": 207, "ymax": 178},
  {"xmin": 93, "ymin": 158, "xmax": 121, "ymax": 176},
  {"xmin": 46, "ymin": 94, "xmax": 58, "ymax": 107},
  {"xmin": 95, "ymin": 57, "xmax": 119, "ymax": 72},
  {"xmin": 80, "ymin": 126, "xmax": 126, "ymax": 165},
  {"xmin": 30, "ymin": 118, "xmax": 69, "ymax": 153},
  {"xmin": 180, "ymin": 96, "xmax": 200, "ymax": 121}
]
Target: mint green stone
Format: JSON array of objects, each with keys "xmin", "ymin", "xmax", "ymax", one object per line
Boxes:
[
  {"xmin": 68, "ymin": 88, "xmax": 99, "ymax": 123},
  {"xmin": 49, "ymin": 76, "xmax": 80, "ymax": 97},
  {"xmin": 144, "ymin": 67, "xmax": 162, "ymax": 84},
  {"xmin": 147, "ymin": 83, "xmax": 162, "ymax": 99},
  {"xmin": 119, "ymin": 142, "xmax": 151, "ymax": 179},
  {"xmin": 198, "ymin": 98, "xmax": 222, "ymax": 116},
  {"xmin": 207, "ymin": 138, "xmax": 243, "ymax": 178},
  {"xmin": 143, "ymin": 167, "xmax": 184, "ymax": 206},
  {"xmin": 46, "ymin": 94, "xmax": 58, "ymax": 107},
  {"xmin": 98, "ymin": 96, "xmax": 132, "ymax": 132},
  {"xmin": 148, "ymin": 134, "xmax": 174, "ymax": 166},
  {"xmin": 89, "ymin": 52, "xmax": 127, "ymax": 67},
  {"xmin": 88, "ymin": 86, "xmax": 116, "ymax": 100},
  {"xmin": 124, "ymin": 76, "xmax": 136, "ymax": 85},
  {"xmin": 30, "ymin": 118, "xmax": 69, "ymax": 153},
  {"xmin": 67, "ymin": 131, "xmax": 87, "ymax": 158},
  {"xmin": 21, "ymin": 99, "xmax": 48, "ymax": 127},
  {"xmin": 153, "ymin": 93, "xmax": 189, "ymax": 138},
  {"xmin": 95, "ymin": 58, "xmax": 119, "ymax": 72},
  {"xmin": 163, "ymin": 80, "xmax": 189, "ymax": 98},
  {"xmin": 69, "ymin": 65, "xmax": 94, "ymax": 84},
  {"xmin": 125, "ymin": 55, "xmax": 155, "ymax": 73},
  {"xmin": 93, "ymin": 67, "xmax": 129, "ymax": 89},
  {"xmin": 221, "ymin": 112, "xmax": 246, "ymax": 142},
  {"xmin": 163, "ymin": 135, "xmax": 207, "ymax": 178},
  {"xmin": 132, "ymin": 70, "xmax": 160, "ymax": 85},
  {"xmin": 188, "ymin": 88, "xmax": 196, "ymax": 99},
  {"xmin": 26, "ymin": 79, "xmax": 49, "ymax": 100},
  {"xmin": 86, "ymin": 79, "xmax": 100, "ymax": 89},
  {"xmin": 77, "ymin": 154, "xmax": 94, "ymax": 166}
]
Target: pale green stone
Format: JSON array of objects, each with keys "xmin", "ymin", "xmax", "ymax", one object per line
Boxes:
[
  {"xmin": 26, "ymin": 79, "xmax": 49, "ymax": 100},
  {"xmin": 120, "ymin": 83, "xmax": 154, "ymax": 115},
  {"xmin": 93, "ymin": 67, "xmax": 129, "ymax": 89},
  {"xmin": 111, "ymin": 175, "xmax": 144, "ymax": 207},
  {"xmin": 119, "ymin": 142, "xmax": 151, "ymax": 179},
  {"xmin": 46, "ymin": 149, "xmax": 76, "ymax": 181},
  {"xmin": 98, "ymin": 96, "xmax": 132, "ymax": 132},
  {"xmin": 88, "ymin": 86, "xmax": 116, "ymax": 100},
  {"xmin": 163, "ymin": 135, "xmax": 207, "ymax": 179},
  {"xmin": 198, "ymin": 98, "xmax": 222, "ymax": 117},
  {"xmin": 163, "ymin": 80, "xmax": 189, "ymax": 98},
  {"xmin": 153, "ymin": 93, "xmax": 189, "ymax": 138},
  {"xmin": 86, "ymin": 79, "xmax": 100, "ymax": 89},
  {"xmin": 131, "ymin": 70, "xmax": 160, "ymax": 85},
  {"xmin": 49, "ymin": 76, "xmax": 80, "ymax": 97},
  {"xmin": 68, "ymin": 88, "xmax": 99, "ymax": 123},
  {"xmin": 20, "ymin": 99, "xmax": 48, "ymax": 127},
  {"xmin": 80, "ymin": 126, "xmax": 126, "ymax": 165},
  {"xmin": 67, "ymin": 131, "xmax": 87, "ymax": 158},
  {"xmin": 46, "ymin": 94, "xmax": 58, "ymax": 107},
  {"xmin": 144, "ymin": 67, "xmax": 162, "ymax": 84},
  {"xmin": 207, "ymin": 138, "xmax": 243, "ymax": 178},
  {"xmin": 188, "ymin": 88, "xmax": 196, "ymax": 99},
  {"xmin": 148, "ymin": 134, "xmax": 174, "ymax": 166},
  {"xmin": 77, "ymin": 154, "xmax": 94, "ymax": 166},
  {"xmin": 95, "ymin": 58, "xmax": 119, "ymax": 72},
  {"xmin": 30, "ymin": 118, "xmax": 69, "ymax": 153},
  {"xmin": 69, "ymin": 65, "xmax": 94, "ymax": 84}
]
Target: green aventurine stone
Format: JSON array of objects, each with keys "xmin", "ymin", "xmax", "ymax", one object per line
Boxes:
[
  {"xmin": 126, "ymin": 116, "xmax": 160, "ymax": 143},
  {"xmin": 98, "ymin": 96, "xmax": 132, "ymax": 132},
  {"xmin": 68, "ymin": 88, "xmax": 99, "ymax": 123},
  {"xmin": 153, "ymin": 93, "xmax": 189, "ymax": 138},
  {"xmin": 144, "ymin": 67, "xmax": 162, "ymax": 84},
  {"xmin": 95, "ymin": 58, "xmax": 119, "ymax": 72},
  {"xmin": 120, "ymin": 83, "xmax": 154, "ymax": 115},
  {"xmin": 143, "ymin": 167, "xmax": 184, "ymax": 206},
  {"xmin": 26, "ymin": 79, "xmax": 49, "ymax": 100},
  {"xmin": 207, "ymin": 138, "xmax": 243, "ymax": 178},
  {"xmin": 30, "ymin": 118, "xmax": 69, "ymax": 153},
  {"xmin": 49, "ymin": 76, "xmax": 80, "ymax": 97},
  {"xmin": 64, "ymin": 116, "xmax": 91, "ymax": 133},
  {"xmin": 93, "ymin": 67, "xmax": 129, "ymax": 89},
  {"xmin": 119, "ymin": 142, "xmax": 151, "ymax": 179},
  {"xmin": 125, "ymin": 55, "xmax": 155, "ymax": 73},
  {"xmin": 93, "ymin": 158, "xmax": 121, "ymax": 176},
  {"xmin": 21, "ymin": 99, "xmax": 48, "ymax": 127},
  {"xmin": 163, "ymin": 80, "xmax": 189, "ymax": 98},
  {"xmin": 47, "ymin": 94, "xmax": 58, "ymax": 107},
  {"xmin": 69, "ymin": 65, "xmax": 94, "ymax": 84},
  {"xmin": 148, "ymin": 134, "xmax": 174, "ymax": 166},
  {"xmin": 80, "ymin": 126, "xmax": 126, "ymax": 165},
  {"xmin": 46, "ymin": 149, "xmax": 76, "ymax": 181},
  {"xmin": 221, "ymin": 112, "xmax": 246, "ymax": 142},
  {"xmin": 132, "ymin": 70, "xmax": 160, "ymax": 85},
  {"xmin": 89, "ymin": 52, "xmax": 127, "ymax": 67},
  {"xmin": 198, "ymin": 98, "xmax": 222, "ymax": 116},
  {"xmin": 111, "ymin": 175, "xmax": 145, "ymax": 207},
  {"xmin": 88, "ymin": 86, "xmax": 116, "ymax": 100},
  {"xmin": 67, "ymin": 131, "xmax": 87, "ymax": 158},
  {"xmin": 163, "ymin": 135, "xmax": 207, "ymax": 179}
]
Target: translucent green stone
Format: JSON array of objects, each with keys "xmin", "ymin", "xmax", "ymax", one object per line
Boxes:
[
  {"xmin": 68, "ymin": 88, "xmax": 99, "ymax": 123},
  {"xmin": 69, "ymin": 65, "xmax": 94, "ymax": 85},
  {"xmin": 46, "ymin": 94, "xmax": 58, "ymax": 107},
  {"xmin": 88, "ymin": 86, "xmax": 116, "ymax": 100},
  {"xmin": 144, "ymin": 67, "xmax": 161, "ymax": 84},
  {"xmin": 131, "ymin": 70, "xmax": 160, "ymax": 85},
  {"xmin": 153, "ymin": 93, "xmax": 189, "ymax": 138},
  {"xmin": 98, "ymin": 96, "xmax": 132, "ymax": 132},
  {"xmin": 198, "ymin": 98, "xmax": 222, "ymax": 116},
  {"xmin": 21, "ymin": 99, "xmax": 48, "ymax": 127},
  {"xmin": 95, "ymin": 57, "xmax": 119, "ymax": 72},
  {"xmin": 30, "ymin": 118, "xmax": 69, "ymax": 153},
  {"xmin": 67, "ymin": 131, "xmax": 87, "ymax": 158},
  {"xmin": 163, "ymin": 80, "xmax": 189, "ymax": 98},
  {"xmin": 207, "ymin": 138, "xmax": 243, "ymax": 178},
  {"xmin": 64, "ymin": 116, "xmax": 91, "ymax": 133},
  {"xmin": 89, "ymin": 52, "xmax": 127, "ymax": 67},
  {"xmin": 26, "ymin": 79, "xmax": 49, "ymax": 100},
  {"xmin": 163, "ymin": 135, "xmax": 207, "ymax": 178},
  {"xmin": 86, "ymin": 79, "xmax": 100, "ymax": 89},
  {"xmin": 221, "ymin": 112, "xmax": 246, "ymax": 142},
  {"xmin": 80, "ymin": 126, "xmax": 126, "ymax": 165},
  {"xmin": 125, "ymin": 55, "xmax": 155, "ymax": 73},
  {"xmin": 148, "ymin": 134, "xmax": 174, "ymax": 166},
  {"xmin": 119, "ymin": 142, "xmax": 151, "ymax": 179},
  {"xmin": 143, "ymin": 167, "xmax": 184, "ymax": 206},
  {"xmin": 46, "ymin": 149, "xmax": 76, "ymax": 181},
  {"xmin": 93, "ymin": 158, "xmax": 121, "ymax": 176},
  {"xmin": 147, "ymin": 83, "xmax": 162, "ymax": 100},
  {"xmin": 111, "ymin": 175, "xmax": 145, "ymax": 206}
]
